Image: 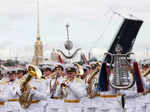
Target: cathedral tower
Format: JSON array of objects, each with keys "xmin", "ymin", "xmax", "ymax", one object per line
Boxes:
[{"xmin": 32, "ymin": 0, "xmax": 43, "ymax": 65}]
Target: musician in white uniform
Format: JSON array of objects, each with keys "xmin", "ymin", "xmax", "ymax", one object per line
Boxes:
[
  {"xmin": 46, "ymin": 64, "xmax": 65, "ymax": 112},
  {"xmin": 16, "ymin": 65, "xmax": 47, "ymax": 112},
  {"xmin": 0, "ymin": 69, "xmax": 4, "ymax": 80},
  {"xmin": 137, "ymin": 74, "xmax": 150, "ymax": 112},
  {"xmin": 0, "ymin": 69, "xmax": 8, "ymax": 112},
  {"xmin": 3, "ymin": 69, "xmax": 21, "ymax": 112},
  {"xmin": 62, "ymin": 64, "xmax": 87, "ymax": 112}
]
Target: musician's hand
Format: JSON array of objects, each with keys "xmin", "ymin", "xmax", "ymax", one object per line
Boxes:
[
  {"xmin": 50, "ymin": 88, "xmax": 54, "ymax": 92},
  {"xmin": 56, "ymin": 80, "xmax": 59, "ymax": 85},
  {"xmin": 30, "ymin": 89, "xmax": 36, "ymax": 95},
  {"xmin": 32, "ymin": 87, "xmax": 37, "ymax": 90},
  {"xmin": 88, "ymin": 92, "xmax": 97, "ymax": 99}
]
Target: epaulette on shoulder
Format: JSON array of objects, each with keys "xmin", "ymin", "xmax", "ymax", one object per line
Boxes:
[
  {"xmin": 35, "ymin": 79, "xmax": 42, "ymax": 83},
  {"xmin": 0, "ymin": 81, "xmax": 8, "ymax": 85},
  {"xmin": 75, "ymin": 78, "xmax": 82, "ymax": 83}
]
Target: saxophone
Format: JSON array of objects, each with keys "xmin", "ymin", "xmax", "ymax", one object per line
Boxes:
[
  {"xmin": 18, "ymin": 64, "xmax": 42, "ymax": 109},
  {"xmin": 50, "ymin": 73, "xmax": 59, "ymax": 98}
]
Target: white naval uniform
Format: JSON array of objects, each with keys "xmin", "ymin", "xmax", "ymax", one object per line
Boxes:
[
  {"xmin": 137, "ymin": 76, "xmax": 150, "ymax": 112},
  {"xmin": 46, "ymin": 76, "xmax": 64, "ymax": 112},
  {"xmin": 0, "ymin": 80, "xmax": 8, "ymax": 112},
  {"xmin": 3, "ymin": 80, "xmax": 21, "ymax": 112},
  {"xmin": 17, "ymin": 78, "xmax": 47, "ymax": 112},
  {"xmin": 82, "ymin": 72, "xmax": 99, "ymax": 112},
  {"xmin": 62, "ymin": 78, "xmax": 86, "ymax": 112},
  {"xmin": 89, "ymin": 88, "xmax": 123, "ymax": 112},
  {"xmin": 119, "ymin": 85, "xmax": 138, "ymax": 112}
]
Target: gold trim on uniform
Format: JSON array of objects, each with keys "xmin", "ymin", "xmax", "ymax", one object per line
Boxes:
[
  {"xmin": 64, "ymin": 99, "xmax": 80, "ymax": 103},
  {"xmin": 51, "ymin": 96, "xmax": 63, "ymax": 100},
  {"xmin": 0, "ymin": 102, "xmax": 5, "ymax": 105},
  {"xmin": 31, "ymin": 100, "xmax": 40, "ymax": 104},
  {"xmin": 8, "ymin": 99, "xmax": 18, "ymax": 102},
  {"xmin": 96, "ymin": 93, "xmax": 122, "ymax": 98},
  {"xmin": 7, "ymin": 99, "xmax": 40, "ymax": 104}
]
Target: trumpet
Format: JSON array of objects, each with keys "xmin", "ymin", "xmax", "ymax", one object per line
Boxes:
[
  {"xmin": 61, "ymin": 79, "xmax": 80, "ymax": 99},
  {"xmin": 61, "ymin": 79, "xmax": 69, "ymax": 89}
]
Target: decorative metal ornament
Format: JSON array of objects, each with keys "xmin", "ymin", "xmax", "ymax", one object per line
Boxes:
[
  {"xmin": 105, "ymin": 44, "xmax": 135, "ymax": 89},
  {"xmin": 64, "ymin": 40, "xmax": 73, "ymax": 51},
  {"xmin": 57, "ymin": 24, "xmax": 81, "ymax": 59},
  {"xmin": 57, "ymin": 48, "xmax": 81, "ymax": 59}
]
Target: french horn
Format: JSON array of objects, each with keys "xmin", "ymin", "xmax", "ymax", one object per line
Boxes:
[{"xmin": 105, "ymin": 44, "xmax": 135, "ymax": 90}]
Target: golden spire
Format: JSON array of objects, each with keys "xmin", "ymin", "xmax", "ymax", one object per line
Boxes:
[
  {"xmin": 32, "ymin": 0, "xmax": 43, "ymax": 66},
  {"xmin": 36, "ymin": 0, "xmax": 40, "ymax": 39}
]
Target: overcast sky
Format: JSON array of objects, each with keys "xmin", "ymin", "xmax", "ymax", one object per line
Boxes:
[{"xmin": 0, "ymin": 0, "xmax": 150, "ymax": 61}]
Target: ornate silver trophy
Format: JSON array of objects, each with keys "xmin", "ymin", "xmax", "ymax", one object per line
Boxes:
[{"xmin": 105, "ymin": 44, "xmax": 135, "ymax": 89}]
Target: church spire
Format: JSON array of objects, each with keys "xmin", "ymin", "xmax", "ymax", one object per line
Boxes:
[
  {"xmin": 36, "ymin": 0, "xmax": 40, "ymax": 40},
  {"xmin": 32, "ymin": 0, "xmax": 43, "ymax": 65}
]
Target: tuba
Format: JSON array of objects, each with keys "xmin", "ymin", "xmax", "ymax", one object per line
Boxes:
[
  {"xmin": 105, "ymin": 44, "xmax": 135, "ymax": 89},
  {"xmin": 87, "ymin": 62, "xmax": 100, "ymax": 90},
  {"xmin": 18, "ymin": 64, "xmax": 42, "ymax": 109}
]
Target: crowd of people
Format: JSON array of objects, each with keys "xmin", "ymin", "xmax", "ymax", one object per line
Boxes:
[{"xmin": 0, "ymin": 61, "xmax": 150, "ymax": 112}]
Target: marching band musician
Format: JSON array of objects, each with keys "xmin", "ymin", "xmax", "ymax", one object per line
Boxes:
[
  {"xmin": 54, "ymin": 63, "xmax": 65, "ymax": 78},
  {"xmin": 42, "ymin": 65, "xmax": 53, "ymax": 79},
  {"xmin": 41, "ymin": 65, "xmax": 55, "ymax": 94},
  {"xmin": 0, "ymin": 89, "xmax": 7, "ymax": 112},
  {"xmin": 83, "ymin": 62, "xmax": 100, "ymax": 112},
  {"xmin": 15, "ymin": 68, "xmax": 26, "ymax": 87},
  {"xmin": 81, "ymin": 64, "xmax": 91, "ymax": 82},
  {"xmin": 137, "ymin": 66, "xmax": 150, "ymax": 112},
  {"xmin": 16, "ymin": 65, "xmax": 48, "ymax": 112},
  {"xmin": 3, "ymin": 69, "xmax": 21, "ymax": 112},
  {"xmin": 0, "ymin": 69, "xmax": 3, "ymax": 80},
  {"xmin": 0, "ymin": 69, "xmax": 8, "ymax": 112},
  {"xmin": 16, "ymin": 68, "xmax": 26, "ymax": 80},
  {"xmin": 46, "ymin": 63, "xmax": 65, "ymax": 112},
  {"xmin": 86, "ymin": 62, "xmax": 124, "ymax": 112},
  {"xmin": 126, "ymin": 61, "xmax": 150, "ymax": 112},
  {"xmin": 61, "ymin": 64, "xmax": 87, "ymax": 112}
]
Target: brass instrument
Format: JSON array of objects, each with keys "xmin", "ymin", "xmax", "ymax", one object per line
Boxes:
[
  {"xmin": 143, "ymin": 67, "xmax": 150, "ymax": 77},
  {"xmin": 74, "ymin": 63, "xmax": 84, "ymax": 76},
  {"xmin": 61, "ymin": 79, "xmax": 80, "ymax": 99},
  {"xmin": 105, "ymin": 44, "xmax": 135, "ymax": 90},
  {"xmin": 18, "ymin": 64, "xmax": 42, "ymax": 109},
  {"xmin": 87, "ymin": 63, "xmax": 100, "ymax": 91},
  {"xmin": 86, "ymin": 63, "xmax": 100, "ymax": 98},
  {"xmin": 61, "ymin": 79, "xmax": 69, "ymax": 89},
  {"xmin": 50, "ymin": 73, "xmax": 59, "ymax": 98}
]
